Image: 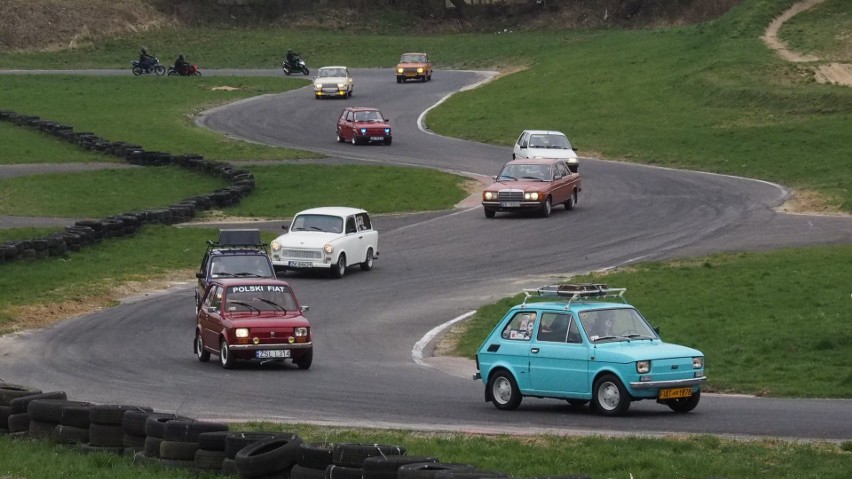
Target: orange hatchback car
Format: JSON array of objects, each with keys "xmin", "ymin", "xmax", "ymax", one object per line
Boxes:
[{"xmin": 396, "ymin": 52, "xmax": 432, "ymax": 83}]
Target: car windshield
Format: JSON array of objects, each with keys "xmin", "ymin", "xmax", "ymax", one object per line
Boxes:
[
  {"xmin": 353, "ymin": 110, "xmax": 383, "ymax": 122},
  {"xmin": 577, "ymin": 308, "xmax": 657, "ymax": 342},
  {"xmin": 290, "ymin": 214, "xmax": 343, "ymax": 233},
  {"xmin": 400, "ymin": 54, "xmax": 426, "ymax": 63},
  {"xmin": 210, "ymin": 255, "xmax": 274, "ymax": 278},
  {"xmin": 319, "ymin": 68, "xmax": 345, "ymax": 78},
  {"xmin": 225, "ymin": 284, "xmax": 298, "ymax": 313},
  {"xmin": 497, "ymin": 163, "xmax": 551, "ymax": 181},
  {"xmin": 528, "ymin": 133, "xmax": 571, "ymax": 150}
]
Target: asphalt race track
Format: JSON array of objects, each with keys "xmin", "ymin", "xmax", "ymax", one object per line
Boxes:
[{"xmin": 1, "ymin": 69, "xmax": 851, "ymax": 442}]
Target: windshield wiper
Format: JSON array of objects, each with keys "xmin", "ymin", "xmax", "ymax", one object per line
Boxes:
[
  {"xmin": 624, "ymin": 334, "xmax": 654, "ymax": 340},
  {"xmin": 229, "ymin": 300, "xmax": 260, "ymax": 312},
  {"xmin": 257, "ymin": 298, "xmax": 286, "ymax": 311},
  {"xmin": 233, "ymin": 272, "xmax": 262, "ymax": 277},
  {"xmin": 498, "ymin": 175, "xmax": 517, "ymax": 181},
  {"xmin": 308, "ymin": 226, "xmax": 324, "ymax": 231},
  {"xmin": 521, "ymin": 176, "xmax": 544, "ymax": 181}
]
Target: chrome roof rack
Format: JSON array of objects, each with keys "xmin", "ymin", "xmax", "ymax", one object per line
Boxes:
[{"xmin": 522, "ymin": 283, "xmax": 627, "ymax": 307}]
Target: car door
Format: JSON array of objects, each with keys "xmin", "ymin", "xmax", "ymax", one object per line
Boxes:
[
  {"xmin": 550, "ymin": 162, "xmax": 572, "ymax": 204},
  {"xmin": 528, "ymin": 312, "xmax": 592, "ymax": 395},
  {"xmin": 354, "ymin": 212, "xmax": 377, "ymax": 262},
  {"xmin": 484, "ymin": 310, "xmax": 539, "ymax": 391},
  {"xmin": 199, "ymin": 284, "xmax": 223, "ymax": 347},
  {"xmin": 345, "ymin": 67, "xmax": 353, "ymax": 93},
  {"xmin": 513, "ymin": 131, "xmax": 529, "ymax": 159},
  {"xmin": 338, "ymin": 110, "xmax": 351, "ymax": 140},
  {"xmin": 196, "ymin": 252, "xmax": 211, "ymax": 304}
]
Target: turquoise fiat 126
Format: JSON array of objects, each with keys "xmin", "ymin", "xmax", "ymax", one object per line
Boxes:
[{"xmin": 473, "ymin": 284, "xmax": 706, "ymax": 415}]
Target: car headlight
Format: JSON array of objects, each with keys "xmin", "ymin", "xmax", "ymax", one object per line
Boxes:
[
  {"xmin": 337, "ymin": 83, "xmax": 345, "ymax": 88},
  {"xmin": 271, "ymin": 240, "xmax": 281, "ymax": 252},
  {"xmin": 384, "ymin": 128, "xmax": 391, "ymax": 135},
  {"xmin": 693, "ymin": 357, "xmax": 704, "ymax": 369},
  {"xmin": 636, "ymin": 360, "xmax": 651, "ymax": 374},
  {"xmin": 360, "ymin": 128, "xmax": 366, "ymax": 135},
  {"xmin": 235, "ymin": 328, "xmax": 249, "ymax": 338},
  {"xmin": 397, "ymin": 67, "xmax": 404, "ymax": 74},
  {"xmin": 294, "ymin": 327, "xmax": 308, "ymax": 337},
  {"xmin": 524, "ymin": 192, "xmax": 540, "ymax": 201},
  {"xmin": 417, "ymin": 67, "xmax": 424, "ymax": 73},
  {"xmin": 314, "ymin": 83, "xmax": 322, "ymax": 89},
  {"xmin": 483, "ymin": 191, "xmax": 496, "ymax": 200},
  {"xmin": 323, "ymin": 244, "xmax": 334, "ymax": 254}
]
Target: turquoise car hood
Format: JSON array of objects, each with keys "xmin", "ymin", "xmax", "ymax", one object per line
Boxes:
[{"xmin": 593, "ymin": 340, "xmax": 702, "ymax": 363}]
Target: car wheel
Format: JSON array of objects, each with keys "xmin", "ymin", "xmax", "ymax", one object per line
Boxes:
[
  {"xmin": 331, "ymin": 254, "xmax": 346, "ymax": 279},
  {"xmin": 194, "ymin": 292, "xmax": 200, "ymax": 315},
  {"xmin": 294, "ymin": 349, "xmax": 313, "ymax": 370},
  {"xmin": 220, "ymin": 339, "xmax": 235, "ymax": 369},
  {"xmin": 337, "ymin": 129, "xmax": 345, "ymax": 143},
  {"xmin": 351, "ymin": 134, "xmax": 357, "ymax": 146},
  {"xmin": 195, "ymin": 332, "xmax": 210, "ymax": 362},
  {"xmin": 488, "ymin": 370, "xmax": 521, "ymax": 410},
  {"xmin": 565, "ymin": 191, "xmax": 576, "ymax": 211},
  {"xmin": 383, "ymin": 138, "xmax": 392, "ymax": 146},
  {"xmin": 592, "ymin": 374, "xmax": 630, "ymax": 416},
  {"xmin": 360, "ymin": 248, "xmax": 374, "ymax": 271},
  {"xmin": 396, "ymin": 77, "xmax": 402, "ymax": 84},
  {"xmin": 666, "ymin": 390, "xmax": 701, "ymax": 413},
  {"xmin": 484, "ymin": 208, "xmax": 496, "ymax": 218},
  {"xmin": 540, "ymin": 197, "xmax": 552, "ymax": 218}
]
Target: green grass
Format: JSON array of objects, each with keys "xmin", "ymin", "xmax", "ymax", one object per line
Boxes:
[
  {"xmin": 454, "ymin": 245, "xmax": 852, "ymax": 398},
  {"xmin": 1, "ymin": 427, "xmax": 850, "ymax": 479},
  {"xmin": 780, "ymin": 0, "xmax": 852, "ymax": 62},
  {"xmin": 0, "ymin": 167, "xmax": 227, "ymax": 217},
  {"xmin": 0, "ymin": 122, "xmax": 117, "ymax": 164},
  {"xmin": 0, "ymin": 75, "xmax": 319, "ymax": 162},
  {"xmin": 0, "ymin": 227, "xmax": 63, "ymax": 242}
]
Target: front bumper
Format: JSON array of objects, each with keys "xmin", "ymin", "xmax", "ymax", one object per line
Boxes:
[
  {"xmin": 228, "ymin": 342, "xmax": 312, "ymax": 352},
  {"xmin": 629, "ymin": 376, "xmax": 707, "ymax": 390},
  {"xmin": 315, "ymin": 88, "xmax": 348, "ymax": 98},
  {"xmin": 481, "ymin": 200, "xmax": 544, "ymax": 211},
  {"xmin": 272, "ymin": 259, "xmax": 331, "ymax": 269}
]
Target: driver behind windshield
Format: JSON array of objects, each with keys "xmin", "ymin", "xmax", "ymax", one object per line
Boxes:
[{"xmin": 226, "ymin": 285, "xmax": 298, "ymax": 312}]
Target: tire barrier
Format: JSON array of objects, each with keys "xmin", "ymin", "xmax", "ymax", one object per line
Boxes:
[
  {"xmin": 0, "ymin": 110, "xmax": 257, "ymax": 264},
  {"xmin": 0, "ymin": 381, "xmax": 595, "ymax": 478}
]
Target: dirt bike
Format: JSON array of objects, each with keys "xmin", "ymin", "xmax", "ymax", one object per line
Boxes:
[
  {"xmin": 167, "ymin": 64, "xmax": 202, "ymax": 76},
  {"xmin": 131, "ymin": 58, "xmax": 165, "ymax": 76},
  {"xmin": 282, "ymin": 56, "xmax": 309, "ymax": 76}
]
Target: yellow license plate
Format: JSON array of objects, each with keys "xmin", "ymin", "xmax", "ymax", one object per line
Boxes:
[{"xmin": 658, "ymin": 387, "xmax": 692, "ymax": 399}]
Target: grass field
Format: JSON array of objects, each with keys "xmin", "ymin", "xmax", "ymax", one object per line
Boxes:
[
  {"xmin": 1, "ymin": 426, "xmax": 851, "ymax": 479},
  {"xmin": 780, "ymin": 0, "xmax": 852, "ymax": 62}
]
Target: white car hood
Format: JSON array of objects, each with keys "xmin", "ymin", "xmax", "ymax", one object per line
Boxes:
[
  {"xmin": 274, "ymin": 231, "xmax": 343, "ymax": 248},
  {"xmin": 316, "ymin": 76, "xmax": 348, "ymax": 85},
  {"xmin": 523, "ymin": 148, "xmax": 578, "ymax": 161}
]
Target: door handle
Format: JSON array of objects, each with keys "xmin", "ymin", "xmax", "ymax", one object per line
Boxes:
[{"xmin": 531, "ymin": 348, "xmax": 540, "ymax": 354}]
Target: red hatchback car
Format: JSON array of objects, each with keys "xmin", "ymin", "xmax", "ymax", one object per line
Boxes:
[
  {"xmin": 336, "ymin": 107, "xmax": 392, "ymax": 145},
  {"xmin": 194, "ymin": 278, "xmax": 312, "ymax": 369},
  {"xmin": 481, "ymin": 158, "xmax": 582, "ymax": 218}
]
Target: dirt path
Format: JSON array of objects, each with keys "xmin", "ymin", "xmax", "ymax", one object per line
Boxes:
[{"xmin": 761, "ymin": 0, "xmax": 852, "ymax": 86}]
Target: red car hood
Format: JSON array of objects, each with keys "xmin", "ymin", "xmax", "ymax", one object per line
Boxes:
[
  {"xmin": 225, "ymin": 312, "xmax": 310, "ymax": 328},
  {"xmin": 353, "ymin": 120, "xmax": 390, "ymax": 129},
  {"xmin": 484, "ymin": 180, "xmax": 552, "ymax": 192}
]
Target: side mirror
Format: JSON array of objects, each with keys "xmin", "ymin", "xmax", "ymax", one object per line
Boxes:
[
  {"xmin": 195, "ymin": 272, "xmax": 204, "ymax": 279},
  {"xmin": 281, "ymin": 224, "xmax": 289, "ymax": 230},
  {"xmin": 654, "ymin": 326, "xmax": 660, "ymax": 335},
  {"xmin": 384, "ymin": 118, "xmax": 390, "ymax": 122},
  {"xmin": 301, "ymin": 305, "xmax": 310, "ymax": 313},
  {"xmin": 208, "ymin": 306, "xmax": 218, "ymax": 314},
  {"xmin": 492, "ymin": 175, "xmax": 498, "ymax": 181}
]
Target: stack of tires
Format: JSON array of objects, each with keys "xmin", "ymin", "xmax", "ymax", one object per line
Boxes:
[
  {"xmin": 0, "ymin": 384, "xmax": 43, "ymax": 435},
  {"xmin": 122, "ymin": 409, "xmax": 163, "ymax": 454},
  {"xmin": 141, "ymin": 413, "xmax": 187, "ymax": 463},
  {"xmin": 222, "ymin": 431, "xmax": 288, "ymax": 476},
  {"xmin": 158, "ymin": 419, "xmax": 229, "ymax": 470},
  {"xmin": 195, "ymin": 430, "xmax": 232, "ymax": 472},
  {"xmin": 85, "ymin": 404, "xmax": 153, "ymax": 455},
  {"xmin": 234, "ymin": 432, "xmax": 303, "ymax": 478},
  {"xmin": 26, "ymin": 399, "xmax": 91, "ymax": 441},
  {"xmin": 7, "ymin": 391, "xmax": 66, "ymax": 437},
  {"xmin": 55, "ymin": 401, "xmax": 94, "ymax": 445}
]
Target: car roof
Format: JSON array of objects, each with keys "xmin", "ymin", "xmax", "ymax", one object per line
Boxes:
[
  {"xmin": 503, "ymin": 157, "xmax": 565, "ymax": 166},
  {"xmin": 523, "ymin": 130, "xmax": 567, "ymax": 136},
  {"xmin": 294, "ymin": 206, "xmax": 368, "ymax": 217},
  {"xmin": 209, "ymin": 247, "xmax": 269, "ymax": 256},
  {"xmin": 522, "ymin": 302, "xmax": 635, "ymax": 313},
  {"xmin": 214, "ymin": 278, "xmax": 292, "ymax": 287},
  {"xmin": 346, "ymin": 107, "xmax": 381, "ymax": 112},
  {"xmin": 401, "ymin": 52, "xmax": 428, "ymax": 56},
  {"xmin": 319, "ymin": 65, "xmax": 348, "ymax": 70}
]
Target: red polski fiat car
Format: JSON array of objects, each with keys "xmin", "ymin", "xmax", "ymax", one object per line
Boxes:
[
  {"xmin": 336, "ymin": 107, "xmax": 392, "ymax": 145},
  {"xmin": 194, "ymin": 278, "xmax": 312, "ymax": 369}
]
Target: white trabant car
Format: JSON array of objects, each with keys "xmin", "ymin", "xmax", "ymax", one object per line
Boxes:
[
  {"xmin": 270, "ymin": 207, "xmax": 378, "ymax": 279},
  {"xmin": 313, "ymin": 66, "xmax": 354, "ymax": 99},
  {"xmin": 513, "ymin": 130, "xmax": 579, "ymax": 173}
]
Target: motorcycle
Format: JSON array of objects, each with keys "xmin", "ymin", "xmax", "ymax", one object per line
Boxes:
[
  {"xmin": 167, "ymin": 64, "xmax": 202, "ymax": 76},
  {"xmin": 282, "ymin": 56, "xmax": 309, "ymax": 76},
  {"xmin": 131, "ymin": 57, "xmax": 166, "ymax": 76}
]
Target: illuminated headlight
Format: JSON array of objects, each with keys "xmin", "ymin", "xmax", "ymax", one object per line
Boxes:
[
  {"xmin": 384, "ymin": 128, "xmax": 391, "ymax": 134},
  {"xmin": 235, "ymin": 328, "xmax": 249, "ymax": 338},
  {"xmin": 417, "ymin": 67, "xmax": 424, "ymax": 73},
  {"xmin": 568, "ymin": 158, "xmax": 579, "ymax": 164},
  {"xmin": 323, "ymin": 244, "xmax": 334, "ymax": 254},
  {"xmin": 271, "ymin": 240, "xmax": 281, "ymax": 252},
  {"xmin": 337, "ymin": 83, "xmax": 345, "ymax": 88},
  {"xmin": 636, "ymin": 360, "xmax": 651, "ymax": 374},
  {"xmin": 693, "ymin": 357, "xmax": 704, "ymax": 369},
  {"xmin": 524, "ymin": 192, "xmax": 540, "ymax": 201},
  {"xmin": 294, "ymin": 327, "xmax": 308, "ymax": 337},
  {"xmin": 483, "ymin": 191, "xmax": 496, "ymax": 200},
  {"xmin": 314, "ymin": 83, "xmax": 322, "ymax": 89},
  {"xmin": 360, "ymin": 128, "xmax": 366, "ymax": 135},
  {"xmin": 397, "ymin": 67, "xmax": 404, "ymax": 74}
]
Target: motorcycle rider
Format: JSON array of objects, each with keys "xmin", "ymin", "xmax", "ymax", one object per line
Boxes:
[
  {"xmin": 139, "ymin": 47, "xmax": 156, "ymax": 70},
  {"xmin": 285, "ymin": 48, "xmax": 300, "ymax": 69},
  {"xmin": 174, "ymin": 53, "xmax": 190, "ymax": 75}
]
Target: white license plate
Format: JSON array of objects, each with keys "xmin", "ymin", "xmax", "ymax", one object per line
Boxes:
[
  {"xmin": 500, "ymin": 201, "xmax": 521, "ymax": 207},
  {"xmin": 370, "ymin": 136, "xmax": 384, "ymax": 141},
  {"xmin": 256, "ymin": 350, "xmax": 290, "ymax": 359},
  {"xmin": 288, "ymin": 261, "xmax": 312, "ymax": 268}
]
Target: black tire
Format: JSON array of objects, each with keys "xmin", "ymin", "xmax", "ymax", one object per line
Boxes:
[
  {"xmin": 221, "ymin": 339, "xmax": 236, "ymax": 369},
  {"xmin": 160, "ymin": 440, "xmax": 201, "ymax": 460},
  {"xmin": 235, "ymin": 433, "xmax": 302, "ymax": 477},
  {"xmin": 90, "ymin": 404, "xmax": 152, "ymax": 426},
  {"xmin": 337, "ymin": 129, "xmax": 345, "ymax": 143},
  {"xmin": 145, "ymin": 436, "xmax": 163, "ymax": 457},
  {"xmin": 398, "ymin": 463, "xmax": 477, "ymax": 479},
  {"xmin": 27, "ymin": 419, "xmax": 57, "ymax": 440},
  {"xmin": 226, "ymin": 432, "xmax": 285, "ymax": 459},
  {"xmin": 331, "ymin": 254, "xmax": 346, "ymax": 279},
  {"xmin": 351, "ymin": 134, "xmax": 358, "ymax": 146},
  {"xmin": 0, "ymin": 405, "xmax": 10, "ymax": 428},
  {"xmin": 484, "ymin": 208, "xmax": 495, "ymax": 218},
  {"xmin": 122, "ymin": 409, "xmax": 159, "ymax": 436},
  {"xmin": 10, "ymin": 391, "xmax": 67, "ymax": 414},
  {"xmin": 163, "ymin": 419, "xmax": 229, "ymax": 442},
  {"xmin": 194, "ymin": 71, "xmax": 202, "ymax": 76},
  {"xmin": 196, "ymin": 448, "xmax": 227, "ymax": 470},
  {"xmin": 540, "ymin": 197, "xmax": 552, "ymax": 218},
  {"xmin": 55, "ymin": 425, "xmax": 89, "ymax": 444},
  {"xmin": 293, "ymin": 464, "xmax": 327, "ymax": 479},
  {"xmin": 60, "ymin": 405, "xmax": 92, "ymax": 428},
  {"xmin": 303, "ymin": 67, "xmax": 310, "ymax": 75},
  {"xmin": 154, "ymin": 65, "xmax": 166, "ymax": 76},
  {"xmin": 198, "ymin": 430, "xmax": 231, "ymax": 451},
  {"xmin": 167, "ymin": 69, "xmax": 177, "ymax": 76},
  {"xmin": 433, "ymin": 472, "xmax": 510, "ymax": 479},
  {"xmin": 28, "ymin": 399, "xmax": 89, "ymax": 423},
  {"xmin": 297, "ymin": 442, "xmax": 335, "ymax": 469},
  {"xmin": 89, "ymin": 423, "xmax": 125, "ymax": 447},
  {"xmin": 196, "ymin": 331, "xmax": 211, "ymax": 362},
  {"xmin": 666, "ymin": 390, "xmax": 701, "ymax": 413},
  {"xmin": 124, "ymin": 432, "xmax": 146, "ymax": 450},
  {"xmin": 6, "ymin": 412, "xmax": 29, "ymax": 432},
  {"xmin": 565, "ymin": 191, "xmax": 576, "ymax": 210},
  {"xmin": 0, "ymin": 384, "xmax": 41, "ymax": 405},
  {"xmin": 132, "ymin": 66, "xmax": 143, "ymax": 76},
  {"xmin": 396, "ymin": 77, "xmax": 402, "ymax": 83},
  {"xmin": 488, "ymin": 370, "xmax": 522, "ymax": 410},
  {"xmin": 294, "ymin": 348, "xmax": 313, "ymax": 370},
  {"xmin": 326, "ymin": 465, "xmax": 363, "ymax": 479},
  {"xmin": 360, "ymin": 248, "xmax": 374, "ymax": 271},
  {"xmin": 592, "ymin": 374, "xmax": 631, "ymax": 416},
  {"xmin": 383, "ymin": 138, "xmax": 392, "ymax": 145},
  {"xmin": 332, "ymin": 443, "xmax": 406, "ymax": 468},
  {"xmin": 144, "ymin": 413, "xmax": 182, "ymax": 438},
  {"xmin": 363, "ymin": 456, "xmax": 438, "ymax": 479}
]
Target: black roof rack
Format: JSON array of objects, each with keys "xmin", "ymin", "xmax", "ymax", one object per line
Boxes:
[
  {"xmin": 522, "ymin": 283, "xmax": 627, "ymax": 307},
  {"xmin": 206, "ymin": 229, "xmax": 266, "ymax": 251}
]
